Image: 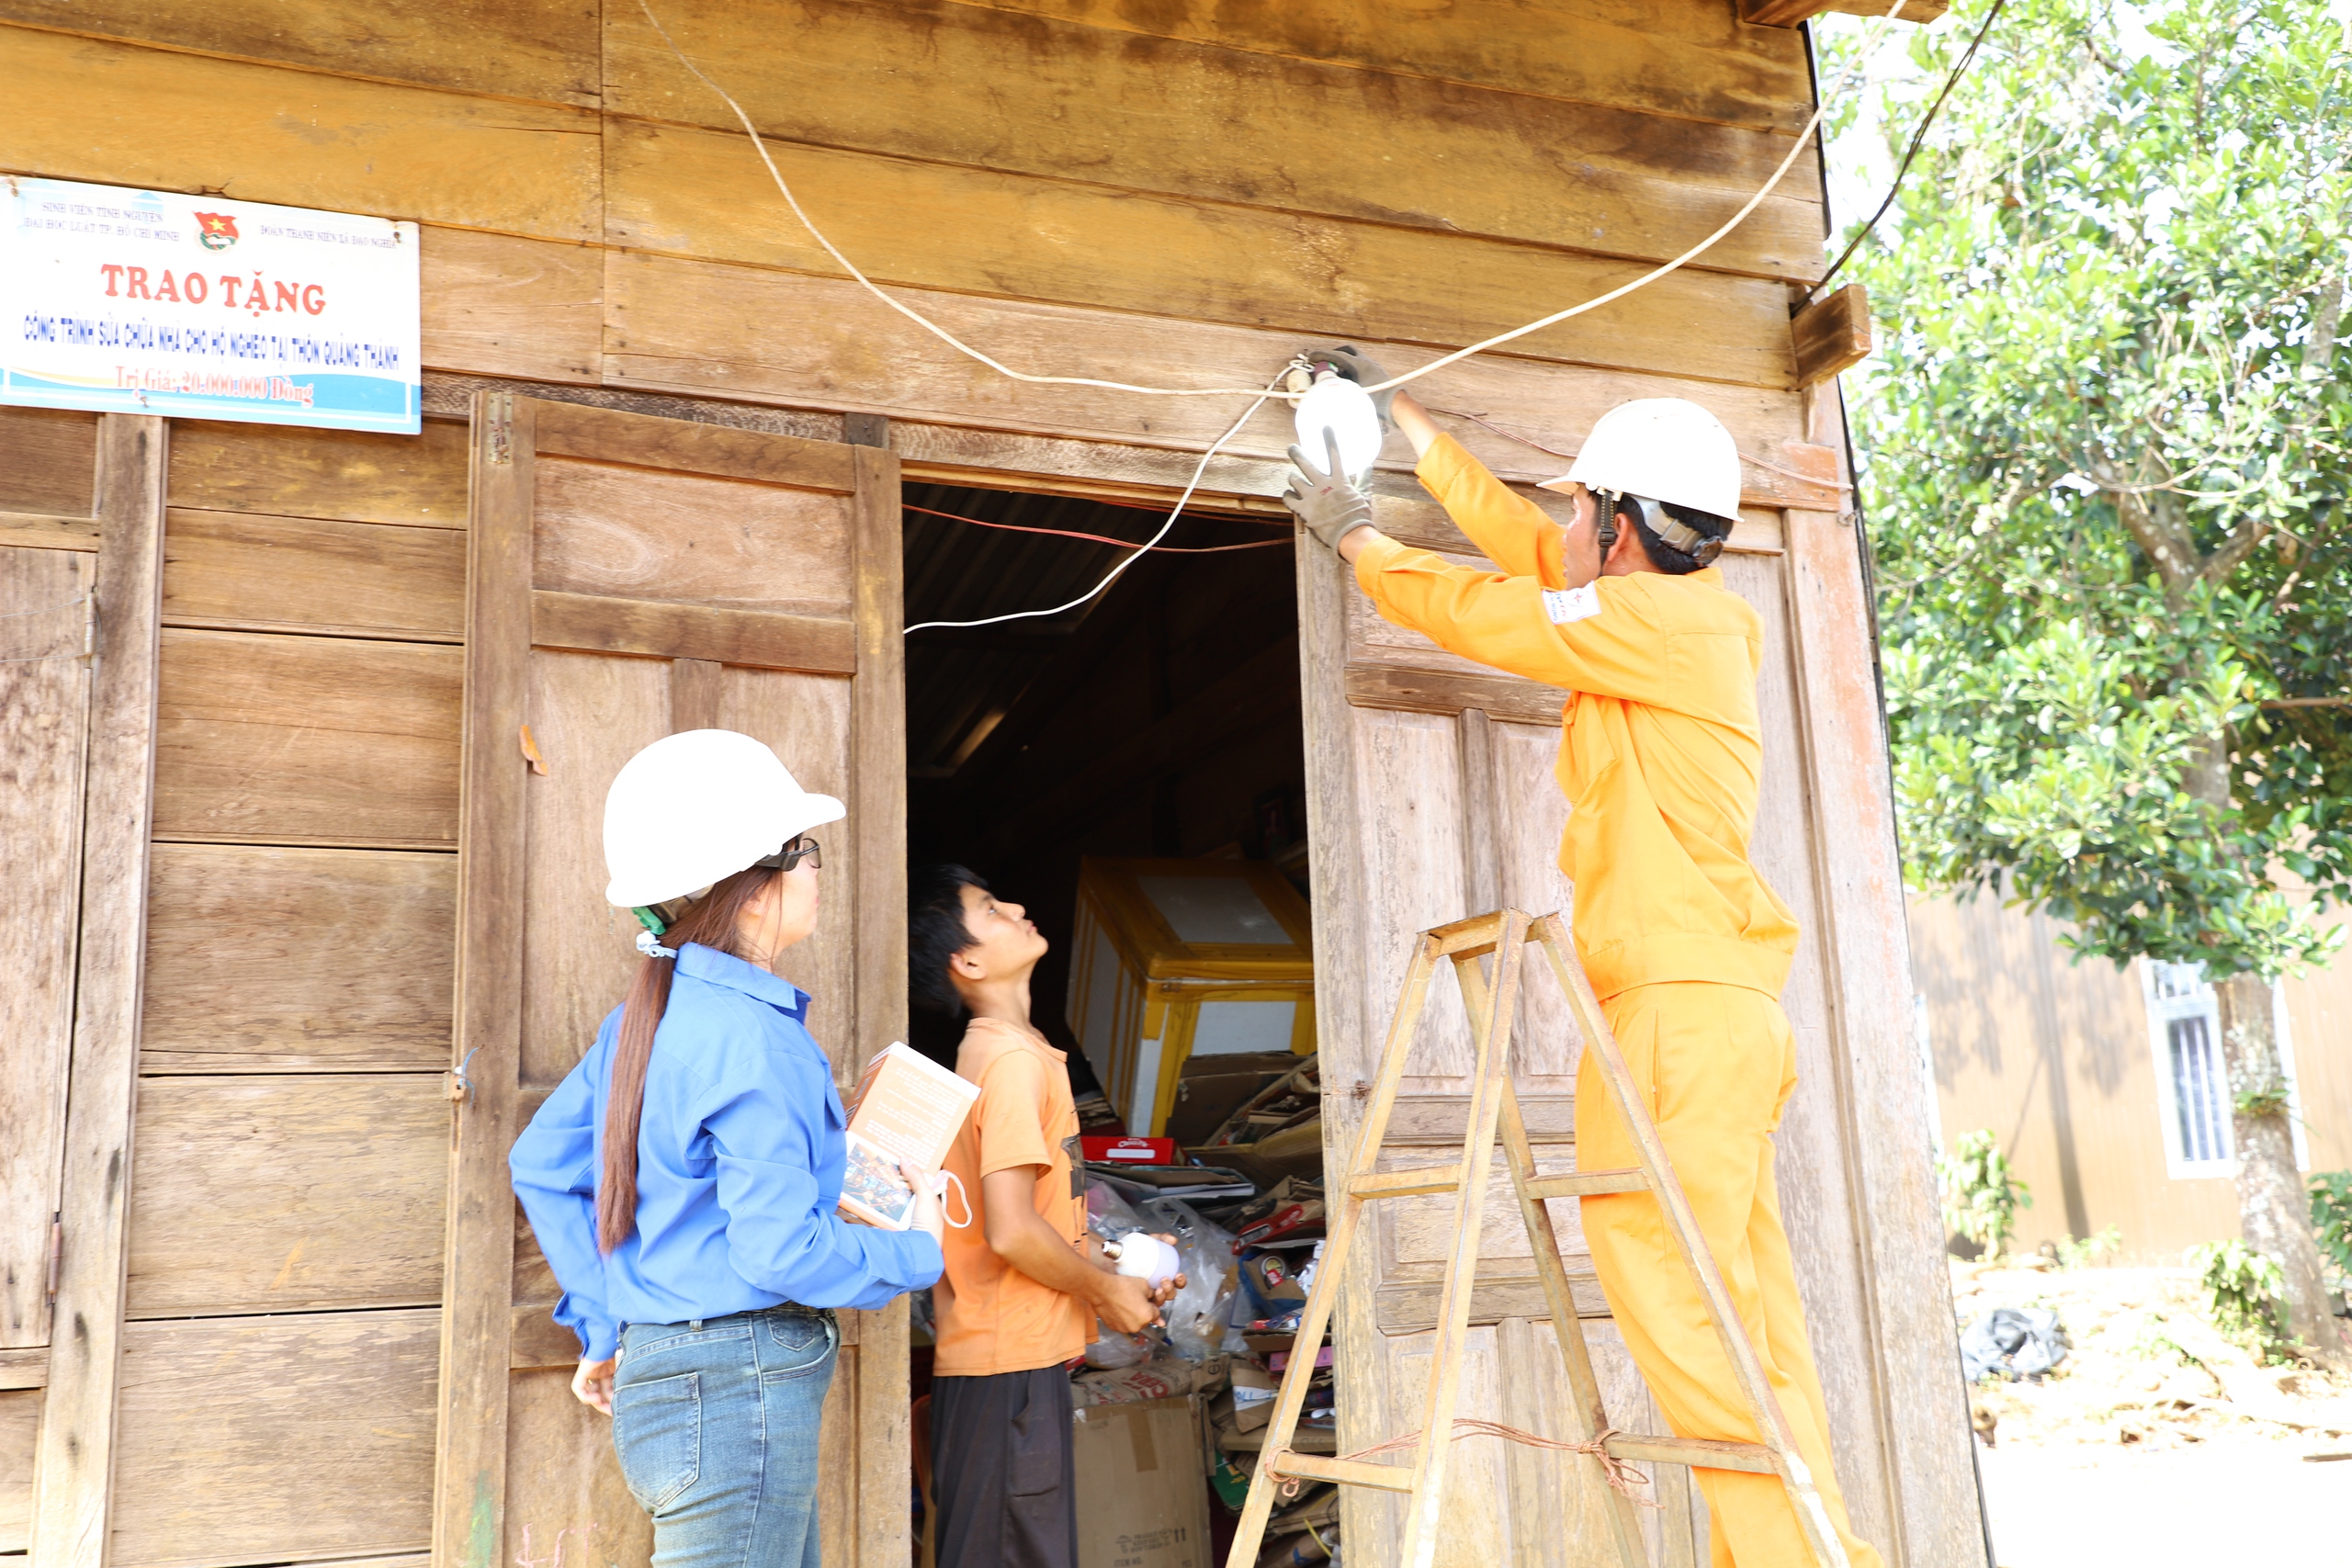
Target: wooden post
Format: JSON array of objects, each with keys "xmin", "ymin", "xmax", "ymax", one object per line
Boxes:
[
  {"xmin": 1289, "ymin": 531, "xmax": 1391, "ymax": 1549},
  {"xmin": 1782, "ymin": 501, "xmax": 1987, "ymax": 1567},
  {"xmin": 30, "ymin": 413, "xmax": 168, "ymax": 1568},
  {"xmin": 845, "ymin": 427, "xmax": 912, "ymax": 1568},
  {"xmin": 433, "ymin": 392, "xmax": 536, "ymax": 1568}
]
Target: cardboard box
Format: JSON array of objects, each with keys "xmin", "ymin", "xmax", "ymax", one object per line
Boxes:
[{"xmin": 1072, "ymin": 1395, "xmax": 1214, "ymax": 1568}]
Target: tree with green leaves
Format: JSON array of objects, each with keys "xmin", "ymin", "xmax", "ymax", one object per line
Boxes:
[{"xmin": 1836, "ymin": 0, "xmax": 2352, "ymax": 1359}]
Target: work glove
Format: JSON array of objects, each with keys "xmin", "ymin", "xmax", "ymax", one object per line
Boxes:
[
  {"xmin": 1308, "ymin": 344, "xmax": 1396, "ymax": 428},
  {"xmin": 1283, "ymin": 429, "xmax": 1376, "ymax": 553}
]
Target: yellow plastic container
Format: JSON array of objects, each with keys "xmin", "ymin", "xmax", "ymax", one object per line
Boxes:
[{"xmin": 1064, "ymin": 857, "xmax": 1316, "ymax": 1137}]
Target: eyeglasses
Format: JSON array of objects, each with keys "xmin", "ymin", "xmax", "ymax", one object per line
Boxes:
[{"xmin": 755, "ymin": 835, "xmax": 822, "ymax": 873}]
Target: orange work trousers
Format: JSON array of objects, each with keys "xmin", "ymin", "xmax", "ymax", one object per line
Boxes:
[{"xmin": 1574, "ymin": 981, "xmax": 1883, "ymax": 1568}]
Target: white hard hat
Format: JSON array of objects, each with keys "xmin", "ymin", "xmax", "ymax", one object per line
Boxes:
[
  {"xmin": 1539, "ymin": 398, "xmax": 1742, "ymax": 522},
  {"xmin": 603, "ymin": 729, "xmax": 844, "ymax": 908}
]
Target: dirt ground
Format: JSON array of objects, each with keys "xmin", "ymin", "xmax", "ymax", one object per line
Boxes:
[{"xmin": 1948, "ymin": 1259, "xmax": 2352, "ymax": 1566}]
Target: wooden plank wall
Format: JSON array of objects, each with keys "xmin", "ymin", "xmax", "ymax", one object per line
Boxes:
[
  {"xmin": 0, "ymin": 406, "xmax": 102, "ymax": 1559},
  {"xmin": 0, "ymin": 1, "xmax": 1978, "ymax": 1563},
  {"xmin": 120, "ymin": 413, "xmax": 464, "ymax": 1568},
  {"xmin": 1910, "ymin": 892, "xmax": 2351, "ymax": 1262},
  {"xmin": 0, "ymin": 0, "xmax": 1841, "ymax": 499}
]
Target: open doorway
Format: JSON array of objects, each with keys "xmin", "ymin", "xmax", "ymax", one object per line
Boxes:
[
  {"xmin": 902, "ymin": 481, "xmax": 1308, "ymax": 1077},
  {"xmin": 900, "ymin": 481, "xmax": 1335, "ymax": 1568}
]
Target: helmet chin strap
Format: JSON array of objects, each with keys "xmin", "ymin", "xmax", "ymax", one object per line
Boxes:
[{"xmin": 1592, "ymin": 489, "xmax": 1724, "ymax": 568}]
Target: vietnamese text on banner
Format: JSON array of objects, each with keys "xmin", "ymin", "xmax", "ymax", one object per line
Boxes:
[{"xmin": 2, "ymin": 175, "xmax": 421, "ymax": 434}]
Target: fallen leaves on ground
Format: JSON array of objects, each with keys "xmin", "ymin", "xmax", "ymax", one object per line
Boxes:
[{"xmin": 1951, "ymin": 1259, "xmax": 2352, "ymax": 1461}]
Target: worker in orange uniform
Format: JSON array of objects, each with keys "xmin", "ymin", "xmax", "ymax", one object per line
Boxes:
[{"xmin": 1281, "ymin": 346, "xmax": 1883, "ymax": 1568}]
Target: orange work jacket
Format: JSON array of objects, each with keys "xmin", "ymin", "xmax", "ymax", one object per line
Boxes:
[{"xmin": 1351, "ymin": 434, "xmax": 1798, "ymax": 1001}]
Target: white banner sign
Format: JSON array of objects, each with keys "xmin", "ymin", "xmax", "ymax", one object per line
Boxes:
[{"xmin": 2, "ymin": 176, "xmax": 420, "ymax": 433}]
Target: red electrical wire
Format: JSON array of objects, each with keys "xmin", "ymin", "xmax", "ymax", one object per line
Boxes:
[{"xmin": 902, "ymin": 502, "xmax": 1292, "ymax": 553}]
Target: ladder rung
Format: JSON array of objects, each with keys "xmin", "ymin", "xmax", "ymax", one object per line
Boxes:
[
  {"xmin": 1604, "ymin": 1433, "xmax": 1781, "ymax": 1475},
  {"xmin": 1267, "ymin": 1451, "xmax": 1417, "ymax": 1494},
  {"xmin": 1348, "ymin": 1165, "xmax": 1462, "ymax": 1199},
  {"xmin": 1522, "ymin": 1167, "xmax": 1648, "ymax": 1200}
]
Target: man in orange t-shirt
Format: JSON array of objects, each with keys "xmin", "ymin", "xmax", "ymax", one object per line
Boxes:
[{"xmin": 910, "ymin": 865, "xmax": 1177, "ymax": 1568}]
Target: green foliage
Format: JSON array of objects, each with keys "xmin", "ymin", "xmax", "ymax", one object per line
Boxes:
[
  {"xmin": 2234, "ymin": 1081, "xmax": 2293, "ymax": 1120},
  {"xmin": 2185, "ymin": 1238, "xmax": 2290, "ymax": 1357},
  {"xmin": 2312, "ymin": 1170, "xmax": 2352, "ymax": 1274},
  {"xmin": 1832, "ymin": 0, "xmax": 2352, "ymax": 978},
  {"xmin": 1938, "ymin": 1129, "xmax": 2033, "ymax": 1253},
  {"xmin": 2052, "ymin": 1224, "xmax": 2122, "ymax": 1269}
]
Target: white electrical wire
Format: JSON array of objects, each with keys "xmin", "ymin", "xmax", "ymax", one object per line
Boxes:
[
  {"xmin": 638, "ymin": 0, "xmax": 1911, "ymax": 629},
  {"xmin": 637, "ymin": 0, "xmax": 1910, "ymax": 404},
  {"xmin": 902, "ymin": 374, "xmax": 1287, "ymax": 633}
]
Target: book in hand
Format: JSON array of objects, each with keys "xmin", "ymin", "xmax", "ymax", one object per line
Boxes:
[{"xmin": 837, "ymin": 1042, "xmax": 979, "ymax": 1230}]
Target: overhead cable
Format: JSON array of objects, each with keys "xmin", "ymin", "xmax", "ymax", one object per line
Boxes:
[
  {"xmin": 1808, "ymin": 0, "xmax": 2011, "ymax": 302},
  {"xmin": 902, "ymin": 502, "xmax": 1290, "ymax": 553},
  {"xmin": 901, "ymin": 379, "xmax": 1283, "ymax": 633},
  {"xmin": 637, "ymin": 0, "xmax": 1913, "ymax": 405}
]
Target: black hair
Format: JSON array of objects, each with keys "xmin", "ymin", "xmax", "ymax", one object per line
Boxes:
[
  {"xmin": 910, "ymin": 863, "xmax": 989, "ymax": 1014},
  {"xmin": 1618, "ymin": 496, "xmax": 1733, "ymax": 576}
]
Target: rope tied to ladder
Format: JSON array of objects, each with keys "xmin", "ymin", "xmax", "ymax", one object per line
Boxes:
[{"xmin": 1262, "ymin": 1422, "xmax": 1661, "ymax": 1508}]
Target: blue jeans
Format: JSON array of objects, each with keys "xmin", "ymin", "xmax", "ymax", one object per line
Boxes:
[{"xmin": 612, "ymin": 1305, "xmax": 841, "ymax": 1568}]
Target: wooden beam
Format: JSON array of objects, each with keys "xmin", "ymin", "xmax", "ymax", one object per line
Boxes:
[
  {"xmin": 845, "ymin": 437, "xmax": 913, "ymax": 1568},
  {"xmin": 0, "ymin": 512, "xmax": 99, "ymax": 552},
  {"xmin": 534, "ymin": 400, "xmax": 859, "ymax": 493},
  {"xmin": 531, "ymin": 590, "xmax": 857, "ymax": 675},
  {"xmin": 30, "ymin": 413, "xmax": 167, "ymax": 1568},
  {"xmin": 433, "ymin": 391, "xmax": 534, "ymax": 1568},
  {"xmin": 1792, "ymin": 284, "xmax": 1874, "ymax": 389},
  {"xmin": 1783, "ymin": 489, "xmax": 1986, "ymax": 1559},
  {"xmin": 1343, "ymin": 663, "xmax": 1569, "ymax": 728}
]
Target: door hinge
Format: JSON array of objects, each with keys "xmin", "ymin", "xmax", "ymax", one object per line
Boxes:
[
  {"xmin": 46, "ymin": 1213, "xmax": 62, "ymax": 1302},
  {"xmin": 485, "ymin": 391, "xmax": 514, "ymax": 467}
]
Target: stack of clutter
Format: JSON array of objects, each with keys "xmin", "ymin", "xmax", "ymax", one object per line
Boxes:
[
  {"xmin": 1187, "ymin": 1055, "xmax": 1321, "ymax": 1190},
  {"xmin": 1068, "ymin": 1150, "xmax": 1339, "ymax": 1568}
]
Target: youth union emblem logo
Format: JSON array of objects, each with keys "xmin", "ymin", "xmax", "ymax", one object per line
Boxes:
[{"xmin": 192, "ymin": 211, "xmax": 239, "ymax": 252}]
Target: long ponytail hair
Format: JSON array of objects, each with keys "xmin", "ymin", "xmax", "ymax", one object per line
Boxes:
[{"xmin": 598, "ymin": 863, "xmax": 780, "ymax": 1252}]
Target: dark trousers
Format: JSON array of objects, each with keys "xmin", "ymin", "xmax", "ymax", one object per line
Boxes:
[{"xmin": 931, "ymin": 1366, "xmax": 1078, "ymax": 1568}]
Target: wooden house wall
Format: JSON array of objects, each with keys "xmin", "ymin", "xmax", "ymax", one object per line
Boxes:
[
  {"xmin": 0, "ymin": 3, "xmax": 1977, "ymax": 1566},
  {"xmin": 1912, "ymin": 892, "xmax": 2352, "ymax": 1262}
]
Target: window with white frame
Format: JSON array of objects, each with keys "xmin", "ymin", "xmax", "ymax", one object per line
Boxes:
[{"xmin": 2141, "ymin": 960, "xmax": 2233, "ymax": 1176}]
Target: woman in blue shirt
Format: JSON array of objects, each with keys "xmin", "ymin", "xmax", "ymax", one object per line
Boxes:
[{"xmin": 513, "ymin": 729, "xmax": 944, "ymax": 1567}]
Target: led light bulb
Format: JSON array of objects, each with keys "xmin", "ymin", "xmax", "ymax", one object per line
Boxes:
[{"xmin": 1292, "ymin": 373, "xmax": 1384, "ymax": 478}]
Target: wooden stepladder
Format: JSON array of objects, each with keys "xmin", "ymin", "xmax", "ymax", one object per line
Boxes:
[{"xmin": 1225, "ymin": 909, "xmax": 1850, "ymax": 1568}]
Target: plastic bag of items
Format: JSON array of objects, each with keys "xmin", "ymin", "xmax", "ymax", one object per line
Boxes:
[
  {"xmin": 1082, "ymin": 1329, "xmax": 1156, "ymax": 1371},
  {"xmin": 1959, "ymin": 1306, "xmax": 2069, "ymax": 1382},
  {"xmin": 1072, "ymin": 1354, "xmax": 1225, "ymax": 1408},
  {"xmin": 1138, "ymin": 1195, "xmax": 1241, "ymax": 1361}
]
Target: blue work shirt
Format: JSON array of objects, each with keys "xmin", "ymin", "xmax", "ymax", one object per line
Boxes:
[{"xmin": 510, "ymin": 942, "xmax": 943, "ymax": 1360}]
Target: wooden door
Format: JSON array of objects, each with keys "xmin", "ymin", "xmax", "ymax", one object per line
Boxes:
[
  {"xmin": 435, "ymin": 392, "xmax": 908, "ymax": 1568},
  {"xmin": 1297, "ymin": 478, "xmax": 1974, "ymax": 1565}
]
